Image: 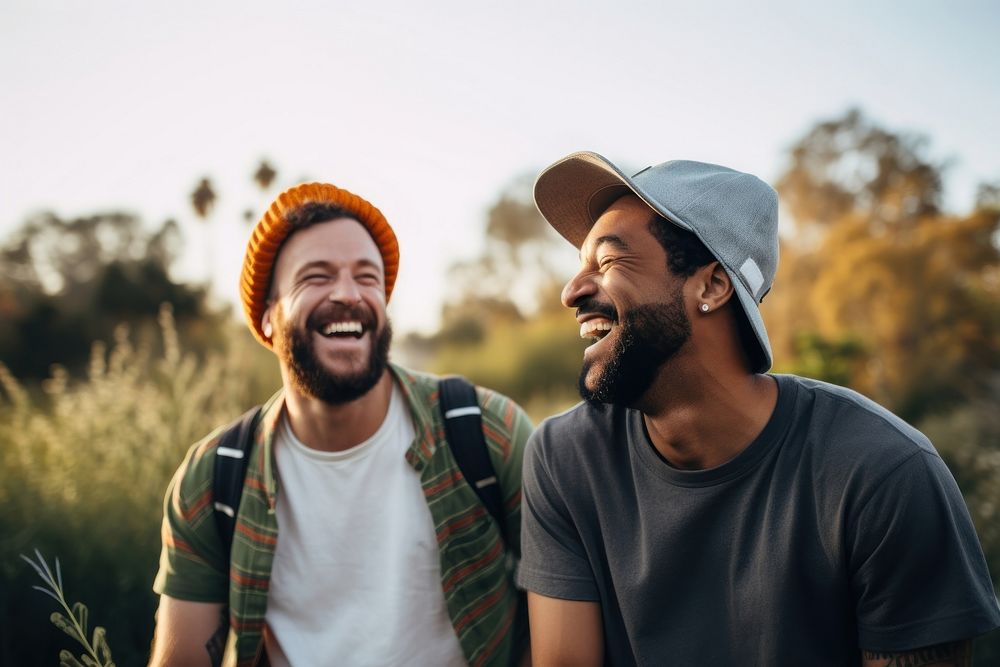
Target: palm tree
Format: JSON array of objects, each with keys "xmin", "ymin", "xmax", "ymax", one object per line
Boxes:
[
  {"xmin": 253, "ymin": 160, "xmax": 277, "ymax": 190},
  {"xmin": 191, "ymin": 178, "xmax": 216, "ymax": 219}
]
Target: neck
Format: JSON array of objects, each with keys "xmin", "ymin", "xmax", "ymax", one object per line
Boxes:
[
  {"xmin": 637, "ymin": 363, "xmax": 777, "ymax": 470},
  {"xmin": 282, "ymin": 371, "xmax": 394, "ymax": 452}
]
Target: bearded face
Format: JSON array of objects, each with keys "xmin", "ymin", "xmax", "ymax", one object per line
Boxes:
[
  {"xmin": 577, "ymin": 287, "xmax": 691, "ymax": 407},
  {"xmin": 271, "ymin": 300, "xmax": 392, "ymax": 405}
]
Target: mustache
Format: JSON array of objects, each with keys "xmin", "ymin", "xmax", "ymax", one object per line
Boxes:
[
  {"xmin": 306, "ymin": 302, "xmax": 377, "ymax": 330},
  {"xmin": 574, "ymin": 297, "xmax": 617, "ymax": 322}
]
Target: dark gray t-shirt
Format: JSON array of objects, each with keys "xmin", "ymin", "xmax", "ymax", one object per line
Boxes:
[{"xmin": 518, "ymin": 374, "xmax": 1000, "ymax": 666}]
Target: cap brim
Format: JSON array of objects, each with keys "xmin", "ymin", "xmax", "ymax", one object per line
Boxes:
[{"xmin": 534, "ymin": 151, "xmax": 694, "ymax": 248}]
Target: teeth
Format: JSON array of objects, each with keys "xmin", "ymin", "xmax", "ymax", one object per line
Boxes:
[
  {"xmin": 580, "ymin": 320, "xmax": 613, "ymax": 339},
  {"xmin": 322, "ymin": 321, "xmax": 363, "ymax": 335}
]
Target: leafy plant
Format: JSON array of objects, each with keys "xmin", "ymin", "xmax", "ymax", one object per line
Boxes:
[
  {"xmin": 0, "ymin": 307, "xmax": 278, "ymax": 665},
  {"xmin": 21, "ymin": 550, "xmax": 114, "ymax": 667}
]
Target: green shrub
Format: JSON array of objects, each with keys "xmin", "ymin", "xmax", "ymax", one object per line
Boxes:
[{"xmin": 0, "ymin": 305, "xmax": 277, "ymax": 666}]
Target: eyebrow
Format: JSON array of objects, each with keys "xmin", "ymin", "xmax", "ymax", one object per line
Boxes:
[
  {"xmin": 293, "ymin": 258, "xmax": 382, "ymax": 278},
  {"xmin": 580, "ymin": 234, "xmax": 631, "ymax": 259}
]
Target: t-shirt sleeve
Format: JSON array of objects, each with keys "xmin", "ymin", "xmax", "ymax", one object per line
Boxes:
[
  {"xmin": 152, "ymin": 441, "xmax": 230, "ymax": 603},
  {"xmin": 516, "ymin": 425, "xmax": 600, "ymax": 601},
  {"xmin": 849, "ymin": 450, "xmax": 1000, "ymax": 651}
]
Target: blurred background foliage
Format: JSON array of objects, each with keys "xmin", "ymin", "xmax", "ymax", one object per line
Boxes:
[{"xmin": 1, "ymin": 109, "xmax": 998, "ymax": 664}]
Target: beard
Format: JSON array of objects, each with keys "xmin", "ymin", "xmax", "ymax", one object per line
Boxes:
[
  {"xmin": 578, "ymin": 289, "xmax": 691, "ymax": 407},
  {"xmin": 272, "ymin": 302, "xmax": 392, "ymax": 405}
]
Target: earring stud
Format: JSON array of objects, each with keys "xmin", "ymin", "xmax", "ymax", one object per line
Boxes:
[{"xmin": 700, "ymin": 303, "xmax": 710, "ymax": 313}]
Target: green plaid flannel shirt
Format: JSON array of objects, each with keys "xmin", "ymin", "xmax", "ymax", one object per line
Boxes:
[{"xmin": 154, "ymin": 364, "xmax": 533, "ymax": 666}]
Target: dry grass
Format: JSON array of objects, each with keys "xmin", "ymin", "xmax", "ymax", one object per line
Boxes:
[{"xmin": 0, "ymin": 304, "xmax": 276, "ymax": 665}]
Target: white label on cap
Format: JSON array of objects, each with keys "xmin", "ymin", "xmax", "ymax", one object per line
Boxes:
[{"xmin": 740, "ymin": 258, "xmax": 765, "ymax": 299}]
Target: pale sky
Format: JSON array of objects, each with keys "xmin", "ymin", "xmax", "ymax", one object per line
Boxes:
[{"xmin": 2, "ymin": 0, "xmax": 998, "ymax": 334}]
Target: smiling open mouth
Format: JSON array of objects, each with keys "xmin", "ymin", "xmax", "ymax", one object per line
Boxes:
[
  {"xmin": 319, "ymin": 321, "xmax": 365, "ymax": 339},
  {"xmin": 580, "ymin": 319, "xmax": 615, "ymax": 342}
]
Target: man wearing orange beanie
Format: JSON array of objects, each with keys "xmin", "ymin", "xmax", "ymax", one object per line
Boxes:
[{"xmin": 149, "ymin": 183, "xmax": 532, "ymax": 667}]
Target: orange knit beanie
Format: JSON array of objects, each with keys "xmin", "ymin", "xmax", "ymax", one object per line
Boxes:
[{"xmin": 240, "ymin": 182, "xmax": 400, "ymax": 348}]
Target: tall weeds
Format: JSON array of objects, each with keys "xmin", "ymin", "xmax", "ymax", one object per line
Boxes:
[{"xmin": 0, "ymin": 305, "xmax": 277, "ymax": 666}]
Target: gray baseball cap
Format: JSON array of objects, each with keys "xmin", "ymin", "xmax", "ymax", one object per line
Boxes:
[{"xmin": 534, "ymin": 151, "xmax": 779, "ymax": 373}]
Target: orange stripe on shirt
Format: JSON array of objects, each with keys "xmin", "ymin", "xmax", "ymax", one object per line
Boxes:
[
  {"xmin": 164, "ymin": 534, "xmax": 196, "ymax": 556},
  {"xmin": 473, "ymin": 602, "xmax": 516, "ymax": 667},
  {"xmin": 455, "ymin": 581, "xmax": 508, "ymax": 633},
  {"xmin": 482, "ymin": 423, "xmax": 509, "ymax": 459},
  {"xmin": 245, "ymin": 475, "xmax": 267, "ymax": 493},
  {"xmin": 180, "ymin": 489, "xmax": 213, "ymax": 521},
  {"xmin": 423, "ymin": 470, "xmax": 463, "ymax": 498},
  {"xmin": 231, "ymin": 617, "xmax": 264, "ymax": 633},
  {"xmin": 236, "ymin": 521, "xmax": 277, "ymax": 546},
  {"xmin": 504, "ymin": 488, "xmax": 522, "ymax": 513},
  {"xmin": 231, "ymin": 570, "xmax": 270, "ymax": 590},
  {"xmin": 442, "ymin": 539, "xmax": 503, "ymax": 593},
  {"xmin": 436, "ymin": 506, "xmax": 487, "ymax": 543}
]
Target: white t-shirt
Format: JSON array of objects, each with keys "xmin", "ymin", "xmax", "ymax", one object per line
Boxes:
[{"xmin": 264, "ymin": 383, "xmax": 466, "ymax": 667}]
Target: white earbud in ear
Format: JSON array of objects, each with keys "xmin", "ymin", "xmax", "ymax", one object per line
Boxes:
[{"xmin": 262, "ymin": 320, "xmax": 273, "ymax": 338}]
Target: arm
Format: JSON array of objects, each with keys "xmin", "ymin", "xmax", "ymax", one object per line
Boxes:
[
  {"xmin": 861, "ymin": 639, "xmax": 972, "ymax": 666},
  {"xmin": 518, "ymin": 420, "xmax": 607, "ymax": 665},
  {"xmin": 528, "ymin": 593, "xmax": 603, "ymax": 667},
  {"xmin": 148, "ymin": 596, "xmax": 227, "ymax": 667},
  {"xmin": 151, "ymin": 441, "xmax": 232, "ymax": 666}
]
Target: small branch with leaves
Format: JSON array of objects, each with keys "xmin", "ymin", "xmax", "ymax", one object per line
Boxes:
[{"xmin": 21, "ymin": 549, "xmax": 115, "ymax": 667}]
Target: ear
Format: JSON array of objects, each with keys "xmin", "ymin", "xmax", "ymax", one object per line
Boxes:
[
  {"xmin": 261, "ymin": 307, "xmax": 273, "ymax": 340},
  {"xmin": 691, "ymin": 261, "xmax": 735, "ymax": 313}
]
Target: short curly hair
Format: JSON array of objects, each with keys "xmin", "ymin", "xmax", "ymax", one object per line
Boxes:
[{"xmin": 648, "ymin": 215, "xmax": 764, "ymax": 371}]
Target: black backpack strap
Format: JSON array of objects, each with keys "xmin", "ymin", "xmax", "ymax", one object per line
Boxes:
[
  {"xmin": 439, "ymin": 377, "xmax": 507, "ymax": 543},
  {"xmin": 212, "ymin": 406, "xmax": 262, "ymax": 556}
]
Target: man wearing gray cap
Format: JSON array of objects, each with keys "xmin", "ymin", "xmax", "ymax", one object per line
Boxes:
[{"xmin": 517, "ymin": 152, "xmax": 1000, "ymax": 666}]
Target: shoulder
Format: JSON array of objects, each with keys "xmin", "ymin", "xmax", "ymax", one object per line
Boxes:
[
  {"xmin": 534, "ymin": 400, "xmax": 617, "ymax": 444},
  {"xmin": 392, "ymin": 362, "xmax": 532, "ymax": 432},
  {"xmin": 774, "ymin": 375, "xmax": 952, "ymax": 511},
  {"xmin": 474, "ymin": 384, "xmax": 531, "ymax": 431},
  {"xmin": 525, "ymin": 400, "xmax": 622, "ymax": 472},
  {"xmin": 520, "ymin": 402, "xmax": 632, "ymax": 522},
  {"xmin": 168, "ymin": 393, "xmax": 281, "ymax": 505},
  {"xmin": 390, "ymin": 363, "xmax": 441, "ymax": 400},
  {"xmin": 170, "ymin": 422, "xmax": 234, "ymax": 497},
  {"xmin": 778, "ymin": 374, "xmax": 935, "ymax": 458},
  {"xmin": 158, "ymin": 422, "xmax": 240, "ymax": 561}
]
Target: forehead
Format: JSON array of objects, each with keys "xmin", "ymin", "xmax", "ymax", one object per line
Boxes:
[
  {"xmin": 274, "ymin": 217, "xmax": 383, "ymax": 276},
  {"xmin": 581, "ymin": 194, "xmax": 658, "ymax": 252}
]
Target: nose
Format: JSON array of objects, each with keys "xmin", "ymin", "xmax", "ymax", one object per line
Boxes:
[
  {"xmin": 328, "ymin": 272, "xmax": 362, "ymax": 306},
  {"xmin": 561, "ymin": 269, "xmax": 597, "ymax": 309}
]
